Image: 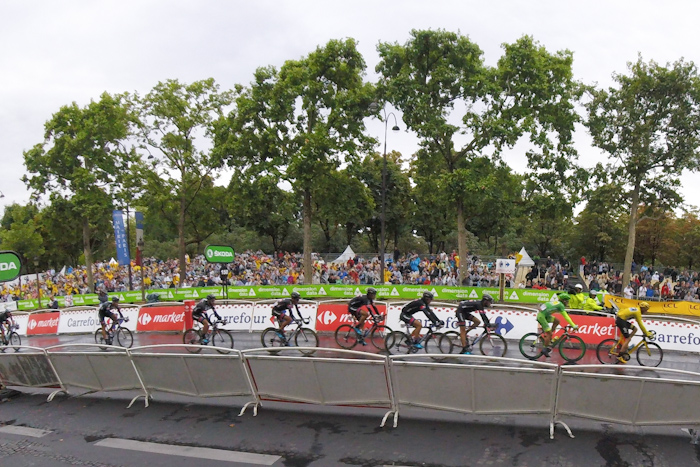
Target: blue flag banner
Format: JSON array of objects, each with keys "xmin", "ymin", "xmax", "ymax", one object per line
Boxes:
[{"xmin": 112, "ymin": 210, "xmax": 131, "ymax": 266}]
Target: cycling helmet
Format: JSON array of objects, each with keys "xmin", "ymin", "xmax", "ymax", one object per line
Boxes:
[
  {"xmin": 366, "ymin": 287, "xmax": 377, "ymax": 296},
  {"xmin": 206, "ymin": 294, "xmax": 216, "ymax": 301},
  {"xmin": 639, "ymin": 301, "xmax": 650, "ymax": 309},
  {"xmin": 111, "ymin": 296, "xmax": 120, "ymax": 303},
  {"xmin": 574, "ymin": 284, "xmax": 583, "ymax": 290},
  {"xmin": 290, "ymin": 291, "xmax": 301, "ymax": 300},
  {"xmin": 482, "ymin": 293, "xmax": 494, "ymax": 303},
  {"xmin": 422, "ymin": 291, "xmax": 434, "ymax": 300},
  {"xmin": 558, "ymin": 293, "xmax": 571, "ymax": 302},
  {"xmin": 589, "ymin": 290, "xmax": 598, "ymax": 297}
]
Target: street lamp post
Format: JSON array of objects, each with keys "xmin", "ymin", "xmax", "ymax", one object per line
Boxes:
[
  {"xmin": 369, "ymin": 102, "xmax": 400, "ymax": 285},
  {"xmin": 33, "ymin": 256, "xmax": 41, "ymax": 309}
]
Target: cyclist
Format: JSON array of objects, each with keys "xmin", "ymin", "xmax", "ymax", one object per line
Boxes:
[
  {"xmin": 614, "ymin": 301, "xmax": 652, "ymax": 363},
  {"xmin": 0, "ymin": 309, "xmax": 15, "ymax": 345},
  {"xmin": 454, "ymin": 293, "xmax": 495, "ymax": 354},
  {"xmin": 400, "ymin": 291, "xmax": 444, "ymax": 349},
  {"xmin": 347, "ymin": 287, "xmax": 380, "ymax": 334},
  {"xmin": 192, "ymin": 294, "xmax": 222, "ymax": 345},
  {"xmin": 582, "ymin": 290, "xmax": 604, "ymax": 312},
  {"xmin": 271, "ymin": 292, "xmax": 303, "ymax": 338},
  {"xmin": 537, "ymin": 293, "xmax": 578, "ymax": 357},
  {"xmin": 98, "ymin": 297, "xmax": 125, "ymax": 345}
]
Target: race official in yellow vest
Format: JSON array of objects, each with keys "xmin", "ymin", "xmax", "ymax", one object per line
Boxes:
[
  {"xmin": 582, "ymin": 290, "xmax": 604, "ymax": 312},
  {"xmin": 568, "ymin": 284, "xmax": 586, "ymax": 309}
]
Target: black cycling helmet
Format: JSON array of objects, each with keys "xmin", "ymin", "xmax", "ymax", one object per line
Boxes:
[
  {"xmin": 290, "ymin": 291, "xmax": 301, "ymax": 300},
  {"xmin": 422, "ymin": 291, "xmax": 434, "ymax": 301},
  {"xmin": 111, "ymin": 296, "xmax": 119, "ymax": 303},
  {"xmin": 482, "ymin": 293, "xmax": 494, "ymax": 303},
  {"xmin": 206, "ymin": 294, "xmax": 216, "ymax": 301},
  {"xmin": 366, "ymin": 287, "xmax": 377, "ymax": 296}
]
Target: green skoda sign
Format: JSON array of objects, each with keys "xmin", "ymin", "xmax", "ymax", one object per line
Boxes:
[
  {"xmin": 204, "ymin": 245, "xmax": 235, "ymax": 263},
  {"xmin": 0, "ymin": 251, "xmax": 22, "ymax": 282}
]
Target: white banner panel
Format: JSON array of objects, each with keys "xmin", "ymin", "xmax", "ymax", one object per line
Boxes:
[
  {"xmin": 251, "ymin": 302, "xmax": 318, "ymax": 331},
  {"xmin": 11, "ymin": 313, "xmax": 29, "ymax": 336},
  {"xmin": 58, "ymin": 309, "xmax": 99, "ymax": 334},
  {"xmin": 216, "ymin": 303, "xmax": 255, "ymax": 331}
]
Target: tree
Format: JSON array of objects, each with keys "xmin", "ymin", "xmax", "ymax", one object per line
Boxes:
[
  {"xmin": 672, "ymin": 211, "xmax": 700, "ymax": 269},
  {"xmin": 216, "ymin": 40, "xmax": 375, "ymax": 282},
  {"xmin": 0, "ymin": 203, "xmax": 44, "ymax": 272},
  {"xmin": 23, "ymin": 92, "xmax": 136, "ymax": 290},
  {"xmin": 377, "ymin": 30, "xmax": 581, "ymax": 282},
  {"xmin": 586, "ymin": 56, "xmax": 700, "ymax": 287},
  {"xmin": 136, "ymin": 78, "xmax": 233, "ymax": 281}
]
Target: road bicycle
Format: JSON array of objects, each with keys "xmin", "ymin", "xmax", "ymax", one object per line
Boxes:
[
  {"xmin": 261, "ymin": 316, "xmax": 319, "ymax": 356},
  {"xmin": 385, "ymin": 323, "xmax": 449, "ymax": 361},
  {"xmin": 0, "ymin": 323, "xmax": 21, "ymax": 352},
  {"xmin": 183, "ymin": 318, "xmax": 234, "ymax": 354},
  {"xmin": 439, "ymin": 322, "xmax": 508, "ymax": 357},
  {"xmin": 94, "ymin": 317, "xmax": 133, "ymax": 348},
  {"xmin": 596, "ymin": 330, "xmax": 662, "ymax": 367},
  {"xmin": 334, "ymin": 312, "xmax": 392, "ymax": 351},
  {"xmin": 519, "ymin": 325, "xmax": 586, "ymax": 363}
]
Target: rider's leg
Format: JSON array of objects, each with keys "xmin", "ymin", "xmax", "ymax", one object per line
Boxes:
[
  {"xmin": 357, "ymin": 308, "xmax": 369, "ymax": 329},
  {"xmin": 550, "ymin": 317, "xmax": 560, "ymax": 337},
  {"xmin": 279, "ymin": 315, "xmax": 292, "ymax": 334},
  {"xmin": 202, "ymin": 319, "xmax": 210, "ymax": 338},
  {"xmin": 459, "ymin": 322, "xmax": 467, "ymax": 348},
  {"xmin": 620, "ymin": 326, "xmax": 637, "ymax": 354},
  {"xmin": 411, "ymin": 320, "xmax": 423, "ymax": 342},
  {"xmin": 100, "ymin": 322, "xmax": 108, "ymax": 341},
  {"xmin": 0, "ymin": 324, "xmax": 6, "ymax": 344}
]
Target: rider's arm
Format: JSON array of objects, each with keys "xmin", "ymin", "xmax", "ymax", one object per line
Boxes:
[
  {"xmin": 632, "ymin": 310, "xmax": 650, "ymax": 336},
  {"xmin": 210, "ymin": 305, "xmax": 222, "ymax": 321},
  {"xmin": 423, "ymin": 306, "xmax": 442, "ymax": 326},
  {"xmin": 558, "ymin": 304, "xmax": 577, "ymax": 328}
]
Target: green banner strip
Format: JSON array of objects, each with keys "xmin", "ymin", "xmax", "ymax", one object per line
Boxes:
[{"xmin": 16, "ymin": 285, "xmax": 559, "ymax": 310}]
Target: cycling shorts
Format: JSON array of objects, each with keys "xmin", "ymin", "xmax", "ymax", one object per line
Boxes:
[
  {"xmin": 399, "ymin": 313, "xmax": 416, "ymax": 326},
  {"xmin": 455, "ymin": 309, "xmax": 476, "ymax": 325},
  {"xmin": 615, "ymin": 317, "xmax": 633, "ymax": 338},
  {"xmin": 99, "ymin": 310, "xmax": 118, "ymax": 325},
  {"xmin": 192, "ymin": 311, "xmax": 209, "ymax": 323},
  {"xmin": 536, "ymin": 311, "xmax": 555, "ymax": 332}
]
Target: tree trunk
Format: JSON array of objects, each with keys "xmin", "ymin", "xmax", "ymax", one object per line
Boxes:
[
  {"xmin": 457, "ymin": 199, "xmax": 468, "ymax": 285},
  {"xmin": 82, "ymin": 217, "xmax": 94, "ymax": 292},
  {"xmin": 178, "ymin": 186, "xmax": 187, "ymax": 288},
  {"xmin": 622, "ymin": 181, "xmax": 641, "ymax": 289},
  {"xmin": 303, "ymin": 188, "xmax": 313, "ymax": 285}
]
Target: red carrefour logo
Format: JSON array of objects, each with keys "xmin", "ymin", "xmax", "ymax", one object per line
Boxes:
[
  {"xmin": 28, "ymin": 319, "xmax": 37, "ymax": 330},
  {"xmin": 139, "ymin": 313, "xmax": 152, "ymax": 326},
  {"xmin": 137, "ymin": 306, "xmax": 185, "ymax": 332},
  {"xmin": 27, "ymin": 312, "xmax": 60, "ymax": 335},
  {"xmin": 318, "ymin": 310, "xmax": 337, "ymax": 326}
]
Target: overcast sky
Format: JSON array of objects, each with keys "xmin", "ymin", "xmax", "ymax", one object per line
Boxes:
[{"xmin": 2, "ymin": 0, "xmax": 700, "ymax": 214}]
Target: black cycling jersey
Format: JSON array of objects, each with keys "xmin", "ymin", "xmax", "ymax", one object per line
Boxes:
[
  {"xmin": 0, "ymin": 311, "xmax": 11, "ymax": 323},
  {"xmin": 272, "ymin": 298, "xmax": 301, "ymax": 320},
  {"xmin": 348, "ymin": 295, "xmax": 378, "ymax": 316},
  {"xmin": 193, "ymin": 299, "xmax": 221, "ymax": 320},
  {"xmin": 98, "ymin": 302, "xmax": 123, "ymax": 323},
  {"xmin": 400, "ymin": 299, "xmax": 440, "ymax": 325},
  {"xmin": 455, "ymin": 300, "xmax": 490, "ymax": 325}
]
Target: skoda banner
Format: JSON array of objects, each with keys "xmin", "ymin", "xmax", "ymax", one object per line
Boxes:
[
  {"xmin": 204, "ymin": 245, "xmax": 235, "ymax": 263},
  {"xmin": 0, "ymin": 250, "xmax": 22, "ymax": 282}
]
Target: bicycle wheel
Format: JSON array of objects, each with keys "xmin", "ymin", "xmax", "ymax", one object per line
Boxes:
[
  {"xmin": 425, "ymin": 334, "xmax": 448, "ymax": 362},
  {"xmin": 212, "ymin": 329, "xmax": 235, "ymax": 353},
  {"xmin": 596, "ymin": 339, "xmax": 620, "ymax": 364},
  {"xmin": 335, "ymin": 324, "xmax": 359, "ymax": 349},
  {"xmin": 558, "ymin": 335, "xmax": 586, "ymax": 363},
  {"xmin": 480, "ymin": 333, "xmax": 507, "ymax": 357},
  {"xmin": 295, "ymin": 328, "xmax": 319, "ymax": 356},
  {"xmin": 519, "ymin": 333, "xmax": 544, "ymax": 360},
  {"xmin": 438, "ymin": 331, "xmax": 460, "ymax": 354},
  {"xmin": 636, "ymin": 341, "xmax": 663, "ymax": 367},
  {"xmin": 116, "ymin": 328, "xmax": 133, "ymax": 348},
  {"xmin": 8, "ymin": 332, "xmax": 21, "ymax": 352},
  {"xmin": 183, "ymin": 328, "xmax": 203, "ymax": 354},
  {"xmin": 261, "ymin": 327, "xmax": 286, "ymax": 355},
  {"xmin": 386, "ymin": 331, "xmax": 414, "ymax": 355},
  {"xmin": 94, "ymin": 329, "xmax": 106, "ymax": 345},
  {"xmin": 369, "ymin": 325, "xmax": 392, "ymax": 351}
]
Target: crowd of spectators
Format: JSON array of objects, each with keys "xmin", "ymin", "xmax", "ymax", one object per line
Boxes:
[{"xmin": 1, "ymin": 249, "xmax": 697, "ymax": 303}]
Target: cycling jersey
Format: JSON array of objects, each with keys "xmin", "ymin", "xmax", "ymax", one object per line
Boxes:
[
  {"xmin": 272, "ymin": 298, "xmax": 300, "ymax": 320},
  {"xmin": 0, "ymin": 311, "xmax": 11, "ymax": 323},
  {"xmin": 616, "ymin": 307, "xmax": 649, "ymax": 337},
  {"xmin": 98, "ymin": 302, "xmax": 122, "ymax": 324},
  {"xmin": 536, "ymin": 301, "xmax": 576, "ymax": 332},
  {"xmin": 454, "ymin": 300, "xmax": 490, "ymax": 326},
  {"xmin": 400, "ymin": 299, "xmax": 440, "ymax": 326},
  {"xmin": 347, "ymin": 295, "xmax": 378, "ymax": 318},
  {"xmin": 192, "ymin": 299, "xmax": 221, "ymax": 321}
]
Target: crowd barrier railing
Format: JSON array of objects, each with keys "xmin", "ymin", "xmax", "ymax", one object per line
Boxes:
[
  {"xmin": 0, "ymin": 346, "xmax": 61, "ymax": 389},
  {"xmin": 386, "ymin": 355, "xmax": 560, "ymax": 431},
  {"xmin": 127, "ymin": 345, "xmax": 258, "ymax": 415},
  {"xmin": 43, "ymin": 344, "xmax": 149, "ymax": 408},
  {"xmin": 241, "ymin": 348, "xmax": 395, "ymax": 421}
]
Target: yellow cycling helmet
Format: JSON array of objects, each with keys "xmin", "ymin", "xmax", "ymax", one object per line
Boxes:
[{"xmin": 639, "ymin": 301, "xmax": 650, "ymax": 309}]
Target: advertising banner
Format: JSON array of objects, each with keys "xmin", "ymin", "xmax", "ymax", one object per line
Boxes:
[
  {"xmin": 216, "ymin": 303, "xmax": 255, "ymax": 332},
  {"xmin": 0, "ymin": 250, "xmax": 21, "ymax": 283},
  {"xmin": 111, "ymin": 210, "xmax": 130, "ymax": 266},
  {"xmin": 204, "ymin": 245, "xmax": 235, "ymax": 263},
  {"xmin": 27, "ymin": 312, "xmax": 60, "ymax": 335},
  {"xmin": 136, "ymin": 306, "xmax": 186, "ymax": 332},
  {"xmin": 315, "ymin": 303, "xmax": 387, "ymax": 332},
  {"xmin": 250, "ymin": 302, "xmax": 318, "ymax": 332},
  {"xmin": 57, "ymin": 309, "xmax": 99, "ymax": 334}
]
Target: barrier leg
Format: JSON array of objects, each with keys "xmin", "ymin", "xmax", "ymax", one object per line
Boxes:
[
  {"xmin": 380, "ymin": 410, "xmax": 394, "ymax": 428},
  {"xmin": 127, "ymin": 393, "xmax": 149, "ymax": 409},
  {"xmin": 550, "ymin": 420, "xmax": 574, "ymax": 439},
  {"xmin": 682, "ymin": 428, "xmax": 700, "ymax": 444},
  {"xmin": 47, "ymin": 388, "xmax": 67, "ymax": 402},
  {"xmin": 238, "ymin": 400, "xmax": 260, "ymax": 417}
]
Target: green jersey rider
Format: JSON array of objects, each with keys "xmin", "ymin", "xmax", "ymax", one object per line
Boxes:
[{"xmin": 537, "ymin": 293, "xmax": 578, "ymax": 356}]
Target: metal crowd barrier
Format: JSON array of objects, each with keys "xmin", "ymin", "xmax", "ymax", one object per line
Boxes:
[{"xmin": 0, "ymin": 346, "xmax": 60, "ymax": 388}]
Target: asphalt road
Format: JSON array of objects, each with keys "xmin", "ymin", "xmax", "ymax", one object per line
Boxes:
[{"xmin": 3, "ymin": 331, "xmax": 700, "ymax": 466}]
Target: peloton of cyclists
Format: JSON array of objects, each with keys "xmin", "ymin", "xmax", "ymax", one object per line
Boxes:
[
  {"xmin": 400, "ymin": 291, "xmax": 444, "ymax": 349},
  {"xmin": 192, "ymin": 294, "xmax": 223, "ymax": 345},
  {"xmin": 271, "ymin": 291, "xmax": 303, "ymax": 338},
  {"xmin": 98, "ymin": 297, "xmax": 125, "ymax": 345}
]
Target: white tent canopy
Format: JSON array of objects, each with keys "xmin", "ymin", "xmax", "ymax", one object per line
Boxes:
[
  {"xmin": 516, "ymin": 247, "xmax": 535, "ymax": 267},
  {"xmin": 332, "ymin": 245, "xmax": 356, "ymax": 264}
]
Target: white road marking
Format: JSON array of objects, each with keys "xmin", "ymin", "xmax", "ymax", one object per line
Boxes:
[
  {"xmin": 94, "ymin": 437, "xmax": 281, "ymax": 465},
  {"xmin": 0, "ymin": 425, "xmax": 53, "ymax": 437}
]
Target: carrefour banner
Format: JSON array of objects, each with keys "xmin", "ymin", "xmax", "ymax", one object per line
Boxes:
[{"xmin": 15, "ymin": 285, "xmax": 561, "ymax": 310}]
